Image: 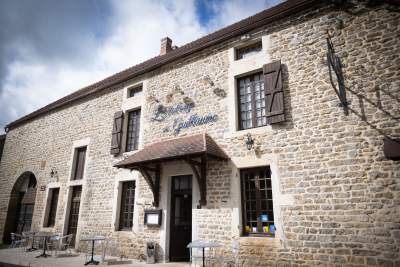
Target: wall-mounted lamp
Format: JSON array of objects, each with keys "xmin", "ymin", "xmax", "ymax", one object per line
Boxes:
[
  {"xmin": 245, "ymin": 133, "xmax": 254, "ymax": 150},
  {"xmin": 50, "ymin": 167, "xmax": 58, "ymax": 179}
]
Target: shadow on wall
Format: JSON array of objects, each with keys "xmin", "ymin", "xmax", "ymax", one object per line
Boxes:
[{"xmin": 277, "ymin": 63, "xmax": 294, "ymax": 131}]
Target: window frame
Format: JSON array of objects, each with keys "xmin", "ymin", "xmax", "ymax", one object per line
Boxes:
[
  {"xmin": 125, "ymin": 109, "xmax": 141, "ymax": 152},
  {"xmin": 118, "ymin": 181, "xmax": 136, "ymax": 231},
  {"xmin": 127, "ymin": 85, "xmax": 143, "ymax": 98},
  {"xmin": 72, "ymin": 146, "xmax": 87, "ymax": 180},
  {"xmin": 235, "ymin": 41, "xmax": 263, "ymax": 60},
  {"xmin": 44, "ymin": 187, "xmax": 60, "ymax": 227},
  {"xmin": 240, "ymin": 166, "xmax": 275, "ymax": 237},
  {"xmin": 237, "ymin": 72, "xmax": 267, "ymax": 131}
]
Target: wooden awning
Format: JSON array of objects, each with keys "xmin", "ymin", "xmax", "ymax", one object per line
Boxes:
[{"xmin": 114, "ymin": 133, "xmax": 228, "ymax": 207}]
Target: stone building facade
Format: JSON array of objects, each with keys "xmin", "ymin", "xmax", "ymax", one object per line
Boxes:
[{"xmin": 0, "ymin": 0, "xmax": 399, "ymax": 266}]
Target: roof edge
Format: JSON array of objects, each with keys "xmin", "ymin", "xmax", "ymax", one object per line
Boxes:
[{"xmin": 5, "ymin": 0, "xmax": 324, "ymax": 131}]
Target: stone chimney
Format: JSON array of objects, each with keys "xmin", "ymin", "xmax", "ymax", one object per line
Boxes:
[{"xmin": 160, "ymin": 37, "xmax": 172, "ymax": 56}]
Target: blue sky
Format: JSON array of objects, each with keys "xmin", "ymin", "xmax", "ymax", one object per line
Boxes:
[{"xmin": 0, "ymin": 0, "xmax": 283, "ymax": 134}]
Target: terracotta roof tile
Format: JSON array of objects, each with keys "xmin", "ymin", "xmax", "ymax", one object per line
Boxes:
[{"xmin": 114, "ymin": 133, "xmax": 228, "ymax": 168}]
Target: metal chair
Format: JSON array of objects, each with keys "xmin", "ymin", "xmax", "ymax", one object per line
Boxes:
[
  {"xmin": 100, "ymin": 238, "xmax": 109, "ymax": 263},
  {"xmin": 47, "ymin": 234, "xmax": 60, "ymax": 256},
  {"xmin": 10, "ymin": 233, "xmax": 27, "ymax": 250},
  {"xmin": 189, "ymin": 246, "xmax": 204, "ymax": 267},
  {"xmin": 49, "ymin": 234, "xmax": 73, "ymax": 256},
  {"xmin": 190, "ymin": 247, "xmax": 220, "ymax": 267}
]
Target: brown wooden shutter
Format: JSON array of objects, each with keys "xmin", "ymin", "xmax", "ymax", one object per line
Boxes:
[
  {"xmin": 263, "ymin": 60, "xmax": 285, "ymax": 124},
  {"xmin": 110, "ymin": 111, "xmax": 124, "ymax": 155}
]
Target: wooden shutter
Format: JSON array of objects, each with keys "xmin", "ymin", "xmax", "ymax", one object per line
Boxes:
[
  {"xmin": 263, "ymin": 60, "xmax": 285, "ymax": 124},
  {"xmin": 110, "ymin": 111, "xmax": 124, "ymax": 155}
]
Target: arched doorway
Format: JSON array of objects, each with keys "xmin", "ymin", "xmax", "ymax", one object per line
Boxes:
[{"xmin": 3, "ymin": 171, "xmax": 37, "ymax": 243}]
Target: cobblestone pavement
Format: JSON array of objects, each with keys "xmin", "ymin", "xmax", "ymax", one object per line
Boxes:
[{"xmin": 0, "ymin": 248, "xmax": 190, "ymax": 267}]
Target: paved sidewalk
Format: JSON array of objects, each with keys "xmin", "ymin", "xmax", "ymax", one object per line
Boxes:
[{"xmin": 0, "ymin": 248, "xmax": 190, "ymax": 267}]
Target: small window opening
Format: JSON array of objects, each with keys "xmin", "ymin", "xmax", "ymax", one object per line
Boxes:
[
  {"xmin": 128, "ymin": 85, "xmax": 143, "ymax": 98},
  {"xmin": 236, "ymin": 41, "xmax": 262, "ymax": 60}
]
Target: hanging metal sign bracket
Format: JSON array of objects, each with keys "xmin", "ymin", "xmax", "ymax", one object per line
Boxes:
[{"xmin": 327, "ymin": 35, "xmax": 349, "ymax": 115}]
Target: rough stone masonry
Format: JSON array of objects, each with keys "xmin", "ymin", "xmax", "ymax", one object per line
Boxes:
[{"xmin": 0, "ymin": 1, "xmax": 399, "ymax": 266}]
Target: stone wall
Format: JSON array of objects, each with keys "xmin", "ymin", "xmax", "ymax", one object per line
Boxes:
[{"xmin": 0, "ymin": 1, "xmax": 399, "ymax": 266}]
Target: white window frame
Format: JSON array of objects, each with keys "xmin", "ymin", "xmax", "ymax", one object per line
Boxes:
[
  {"xmin": 230, "ymin": 154, "xmax": 294, "ymax": 243},
  {"xmin": 61, "ymin": 138, "xmax": 90, "ymax": 246},
  {"xmin": 225, "ymin": 34, "xmax": 274, "ymax": 138},
  {"xmin": 41, "ymin": 183, "xmax": 61, "ymax": 230},
  {"xmin": 68, "ymin": 138, "xmax": 90, "ymax": 183},
  {"xmin": 111, "ymin": 170, "xmax": 140, "ymax": 232},
  {"xmin": 121, "ymin": 80, "xmax": 146, "ymax": 155}
]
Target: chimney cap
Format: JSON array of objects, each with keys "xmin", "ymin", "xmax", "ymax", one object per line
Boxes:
[
  {"xmin": 161, "ymin": 36, "xmax": 172, "ymax": 42},
  {"xmin": 160, "ymin": 36, "xmax": 173, "ymax": 55}
]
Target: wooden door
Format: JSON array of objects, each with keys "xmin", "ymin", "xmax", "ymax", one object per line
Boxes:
[
  {"xmin": 67, "ymin": 186, "xmax": 82, "ymax": 245},
  {"xmin": 169, "ymin": 175, "xmax": 192, "ymax": 262},
  {"xmin": 16, "ymin": 202, "xmax": 34, "ymax": 234}
]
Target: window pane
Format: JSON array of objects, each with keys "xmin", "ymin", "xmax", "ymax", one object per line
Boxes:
[
  {"xmin": 236, "ymin": 41, "xmax": 262, "ymax": 60},
  {"xmin": 73, "ymin": 147, "xmax": 86, "ymax": 180},
  {"xmin": 119, "ymin": 181, "xmax": 135, "ymax": 230},
  {"xmin": 128, "ymin": 85, "xmax": 143, "ymax": 98},
  {"xmin": 237, "ymin": 73, "xmax": 267, "ymax": 130},
  {"xmin": 46, "ymin": 188, "xmax": 59, "ymax": 227},
  {"xmin": 241, "ymin": 167, "xmax": 274, "ymax": 235},
  {"xmin": 126, "ymin": 109, "xmax": 141, "ymax": 151}
]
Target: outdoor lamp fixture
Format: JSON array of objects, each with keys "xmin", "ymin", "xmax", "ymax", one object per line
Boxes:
[
  {"xmin": 50, "ymin": 167, "xmax": 58, "ymax": 178},
  {"xmin": 245, "ymin": 133, "xmax": 254, "ymax": 150}
]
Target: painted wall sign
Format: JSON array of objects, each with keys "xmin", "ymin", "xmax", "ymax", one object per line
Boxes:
[
  {"xmin": 169, "ymin": 113, "xmax": 218, "ymax": 135},
  {"xmin": 151, "ymin": 103, "xmax": 195, "ymax": 122},
  {"xmin": 151, "ymin": 101, "xmax": 218, "ymax": 135}
]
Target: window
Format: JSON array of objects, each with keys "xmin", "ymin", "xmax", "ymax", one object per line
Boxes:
[
  {"xmin": 119, "ymin": 181, "xmax": 135, "ymax": 230},
  {"xmin": 72, "ymin": 146, "xmax": 86, "ymax": 180},
  {"xmin": 241, "ymin": 167, "xmax": 275, "ymax": 236},
  {"xmin": 128, "ymin": 85, "xmax": 143, "ymax": 98},
  {"xmin": 237, "ymin": 73, "xmax": 266, "ymax": 130},
  {"xmin": 236, "ymin": 41, "xmax": 262, "ymax": 60},
  {"xmin": 67, "ymin": 186, "xmax": 82, "ymax": 245},
  {"xmin": 126, "ymin": 109, "xmax": 141, "ymax": 152},
  {"xmin": 44, "ymin": 188, "xmax": 59, "ymax": 227}
]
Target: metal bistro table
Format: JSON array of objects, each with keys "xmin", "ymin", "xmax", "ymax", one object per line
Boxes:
[
  {"xmin": 187, "ymin": 240, "xmax": 221, "ymax": 267},
  {"xmin": 35, "ymin": 233, "xmax": 58, "ymax": 258},
  {"xmin": 80, "ymin": 236, "xmax": 106, "ymax": 265}
]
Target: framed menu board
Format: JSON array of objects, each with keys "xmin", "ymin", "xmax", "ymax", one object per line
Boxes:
[{"xmin": 144, "ymin": 209, "xmax": 162, "ymax": 226}]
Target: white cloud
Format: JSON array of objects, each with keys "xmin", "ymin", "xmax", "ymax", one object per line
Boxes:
[{"xmin": 0, "ymin": 0, "xmax": 282, "ymax": 134}]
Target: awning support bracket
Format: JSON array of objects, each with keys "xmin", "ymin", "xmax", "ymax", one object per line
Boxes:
[
  {"xmin": 185, "ymin": 154, "xmax": 207, "ymax": 208},
  {"xmin": 136, "ymin": 164, "xmax": 160, "ymax": 207}
]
